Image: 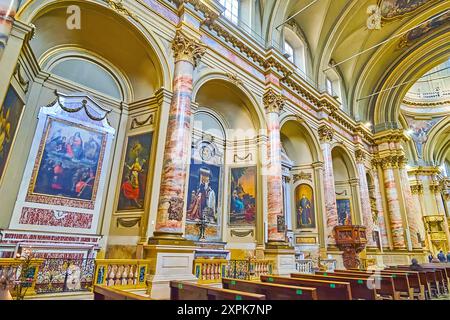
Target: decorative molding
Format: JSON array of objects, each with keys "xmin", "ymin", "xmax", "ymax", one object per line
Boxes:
[
  {"xmin": 355, "ymin": 149, "xmax": 365, "ymax": 163},
  {"xmin": 318, "ymin": 124, "xmax": 333, "ymax": 143},
  {"xmin": 410, "ymin": 184, "xmax": 423, "ymax": 195},
  {"xmin": 14, "ymin": 64, "xmax": 29, "ymax": 93},
  {"xmin": 172, "ymin": 30, "xmax": 207, "ymax": 67},
  {"xmin": 293, "ymin": 171, "xmax": 312, "ymax": 183},
  {"xmin": 336, "ymin": 190, "xmax": 348, "ymax": 196},
  {"xmin": 116, "ymin": 217, "xmax": 141, "ymax": 228},
  {"xmin": 230, "ymin": 229, "xmax": 254, "ymax": 238},
  {"xmin": 225, "ymin": 72, "xmax": 243, "ymax": 87},
  {"xmin": 234, "ymin": 153, "xmax": 252, "ymax": 163},
  {"xmin": 263, "ymin": 89, "xmax": 285, "ymax": 114},
  {"xmin": 130, "ymin": 113, "xmax": 154, "ymax": 129},
  {"xmin": 103, "ymin": 0, "xmax": 137, "ymax": 19}
]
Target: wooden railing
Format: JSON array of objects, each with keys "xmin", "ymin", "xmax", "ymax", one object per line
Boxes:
[
  {"xmin": 0, "ymin": 258, "xmax": 44, "ymax": 296},
  {"xmin": 94, "ymin": 259, "xmax": 150, "ymax": 289},
  {"xmin": 193, "ymin": 259, "xmax": 228, "ymax": 284}
]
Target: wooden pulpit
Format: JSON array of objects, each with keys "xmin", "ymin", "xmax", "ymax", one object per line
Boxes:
[{"xmin": 333, "ymin": 225, "xmax": 367, "ymax": 269}]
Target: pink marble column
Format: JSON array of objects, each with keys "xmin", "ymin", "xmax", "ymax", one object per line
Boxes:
[
  {"xmin": 355, "ymin": 150, "xmax": 375, "ymax": 247},
  {"xmin": 318, "ymin": 125, "xmax": 338, "ymax": 246},
  {"xmin": 154, "ymin": 31, "xmax": 206, "ymax": 237},
  {"xmin": 263, "ymin": 89, "xmax": 286, "ymax": 243},
  {"xmin": 0, "ymin": 0, "xmax": 19, "ymax": 60},
  {"xmin": 399, "ymin": 163, "xmax": 421, "ymax": 249},
  {"xmin": 371, "ymin": 167, "xmax": 389, "ymax": 247},
  {"xmin": 381, "ymin": 157, "xmax": 406, "ymax": 249}
]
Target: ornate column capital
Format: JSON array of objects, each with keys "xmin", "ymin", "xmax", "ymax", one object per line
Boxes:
[
  {"xmin": 318, "ymin": 124, "xmax": 333, "ymax": 143},
  {"xmin": 410, "ymin": 184, "xmax": 423, "ymax": 195},
  {"xmin": 355, "ymin": 149, "xmax": 366, "ymax": 164},
  {"xmin": 172, "ymin": 30, "xmax": 206, "ymax": 67},
  {"xmin": 263, "ymin": 89, "xmax": 285, "ymax": 114}
]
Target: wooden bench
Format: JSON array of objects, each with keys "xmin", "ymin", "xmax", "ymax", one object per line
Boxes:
[
  {"xmin": 379, "ymin": 270, "xmax": 425, "ymax": 300},
  {"xmin": 222, "ymin": 278, "xmax": 318, "ymax": 300},
  {"xmin": 94, "ymin": 285, "xmax": 152, "ymax": 300},
  {"xmin": 332, "ymin": 270, "xmax": 399, "ymax": 300},
  {"xmin": 388, "ymin": 266, "xmax": 440, "ymax": 298},
  {"xmin": 260, "ymin": 275, "xmax": 352, "ymax": 300},
  {"xmin": 291, "ymin": 273, "xmax": 378, "ymax": 300},
  {"xmin": 339, "ymin": 269, "xmax": 414, "ymax": 299},
  {"xmin": 170, "ymin": 281, "xmax": 266, "ymax": 300},
  {"xmin": 420, "ymin": 265, "xmax": 449, "ymax": 294}
]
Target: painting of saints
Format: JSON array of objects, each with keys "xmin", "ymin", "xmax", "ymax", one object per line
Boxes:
[
  {"xmin": 117, "ymin": 132, "xmax": 153, "ymax": 211},
  {"xmin": 379, "ymin": 0, "xmax": 430, "ymax": 19},
  {"xmin": 295, "ymin": 184, "xmax": 315, "ymax": 229},
  {"xmin": 0, "ymin": 85, "xmax": 24, "ymax": 182},
  {"xmin": 229, "ymin": 166, "xmax": 257, "ymax": 226},
  {"xmin": 186, "ymin": 164, "xmax": 220, "ymax": 224},
  {"xmin": 336, "ymin": 199, "xmax": 352, "ymax": 226},
  {"xmin": 32, "ymin": 119, "xmax": 105, "ymax": 201}
]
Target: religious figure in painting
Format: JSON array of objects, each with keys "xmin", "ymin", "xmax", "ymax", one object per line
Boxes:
[
  {"xmin": 295, "ymin": 184, "xmax": 315, "ymax": 229},
  {"xmin": 0, "ymin": 86, "xmax": 24, "ymax": 182},
  {"xmin": 33, "ymin": 119, "xmax": 105, "ymax": 201},
  {"xmin": 337, "ymin": 199, "xmax": 352, "ymax": 226},
  {"xmin": 187, "ymin": 167, "xmax": 217, "ymax": 223},
  {"xmin": 118, "ymin": 132, "xmax": 153, "ymax": 211},
  {"xmin": 229, "ymin": 166, "xmax": 257, "ymax": 226},
  {"xmin": 379, "ymin": 0, "xmax": 430, "ymax": 19}
]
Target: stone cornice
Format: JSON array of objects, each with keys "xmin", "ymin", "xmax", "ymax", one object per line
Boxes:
[
  {"xmin": 373, "ymin": 155, "xmax": 407, "ymax": 169},
  {"xmin": 373, "ymin": 129, "xmax": 407, "ymax": 145}
]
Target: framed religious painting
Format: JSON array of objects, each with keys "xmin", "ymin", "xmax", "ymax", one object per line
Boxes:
[
  {"xmin": 229, "ymin": 166, "xmax": 257, "ymax": 226},
  {"xmin": 295, "ymin": 184, "xmax": 315, "ymax": 229},
  {"xmin": 117, "ymin": 132, "xmax": 153, "ymax": 212},
  {"xmin": 336, "ymin": 198, "xmax": 353, "ymax": 226},
  {"xmin": 0, "ymin": 85, "xmax": 25, "ymax": 185},
  {"xmin": 11, "ymin": 93, "xmax": 115, "ymax": 234}
]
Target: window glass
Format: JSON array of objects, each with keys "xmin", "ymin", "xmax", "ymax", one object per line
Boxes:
[{"xmin": 219, "ymin": 0, "xmax": 239, "ymax": 24}]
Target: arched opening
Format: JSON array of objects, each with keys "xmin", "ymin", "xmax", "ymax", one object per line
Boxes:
[
  {"xmin": 283, "ymin": 27, "xmax": 307, "ymax": 75},
  {"xmin": 189, "ymin": 79, "xmax": 263, "ymax": 254},
  {"xmin": 280, "ymin": 120, "xmax": 320, "ymax": 259},
  {"xmin": 331, "ymin": 146, "xmax": 360, "ymax": 226}
]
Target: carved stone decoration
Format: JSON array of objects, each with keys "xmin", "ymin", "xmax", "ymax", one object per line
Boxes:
[
  {"xmin": 233, "ymin": 153, "xmax": 252, "ymax": 163},
  {"xmin": 14, "ymin": 64, "xmax": 29, "ymax": 93},
  {"xmin": 293, "ymin": 171, "xmax": 312, "ymax": 183},
  {"xmin": 230, "ymin": 229, "xmax": 254, "ymax": 238},
  {"xmin": 355, "ymin": 149, "xmax": 365, "ymax": 163},
  {"xmin": 263, "ymin": 89, "xmax": 285, "ymax": 114},
  {"xmin": 130, "ymin": 113, "xmax": 154, "ymax": 129},
  {"xmin": 116, "ymin": 217, "xmax": 141, "ymax": 228},
  {"xmin": 318, "ymin": 124, "xmax": 333, "ymax": 143},
  {"xmin": 103, "ymin": 0, "xmax": 137, "ymax": 19},
  {"xmin": 334, "ymin": 225, "xmax": 367, "ymax": 269},
  {"xmin": 172, "ymin": 30, "xmax": 207, "ymax": 67},
  {"xmin": 410, "ymin": 184, "xmax": 423, "ymax": 195},
  {"xmin": 225, "ymin": 72, "xmax": 244, "ymax": 87}
]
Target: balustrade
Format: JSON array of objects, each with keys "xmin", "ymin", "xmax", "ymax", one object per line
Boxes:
[
  {"xmin": 193, "ymin": 259, "xmax": 228, "ymax": 284},
  {"xmin": 94, "ymin": 259, "xmax": 149, "ymax": 289}
]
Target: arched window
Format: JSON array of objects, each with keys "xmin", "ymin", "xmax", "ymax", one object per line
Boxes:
[
  {"xmin": 283, "ymin": 27, "xmax": 307, "ymax": 75},
  {"xmin": 324, "ymin": 68, "xmax": 344, "ymax": 108},
  {"xmin": 220, "ymin": 0, "xmax": 240, "ymax": 24}
]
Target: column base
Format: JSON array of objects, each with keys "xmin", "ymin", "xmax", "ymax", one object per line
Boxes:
[
  {"xmin": 143, "ymin": 242, "xmax": 198, "ymax": 300},
  {"xmin": 264, "ymin": 243, "xmax": 296, "ymax": 276}
]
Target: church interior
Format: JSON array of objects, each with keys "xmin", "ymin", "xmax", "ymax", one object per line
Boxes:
[{"xmin": 0, "ymin": 0, "xmax": 449, "ymax": 301}]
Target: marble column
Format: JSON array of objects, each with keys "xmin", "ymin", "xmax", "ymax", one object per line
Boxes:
[
  {"xmin": 154, "ymin": 30, "xmax": 206, "ymax": 238},
  {"xmin": 410, "ymin": 184, "xmax": 426, "ymax": 245},
  {"xmin": 381, "ymin": 157, "xmax": 406, "ymax": 249},
  {"xmin": 355, "ymin": 149, "xmax": 375, "ymax": 246},
  {"xmin": 263, "ymin": 89, "xmax": 286, "ymax": 244},
  {"xmin": 371, "ymin": 166, "xmax": 389, "ymax": 247},
  {"xmin": 399, "ymin": 162, "xmax": 421, "ymax": 249},
  {"xmin": 318, "ymin": 125, "xmax": 338, "ymax": 246},
  {"xmin": 0, "ymin": 0, "xmax": 19, "ymax": 60}
]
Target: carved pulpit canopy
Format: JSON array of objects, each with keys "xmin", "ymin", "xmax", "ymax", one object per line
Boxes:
[{"xmin": 334, "ymin": 225, "xmax": 368, "ymax": 269}]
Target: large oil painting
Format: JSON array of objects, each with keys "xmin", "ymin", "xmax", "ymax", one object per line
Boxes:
[
  {"xmin": 295, "ymin": 184, "xmax": 315, "ymax": 229},
  {"xmin": 117, "ymin": 132, "xmax": 153, "ymax": 211},
  {"xmin": 186, "ymin": 162, "xmax": 221, "ymax": 224},
  {"xmin": 0, "ymin": 85, "xmax": 24, "ymax": 182},
  {"xmin": 229, "ymin": 166, "xmax": 257, "ymax": 226},
  {"xmin": 31, "ymin": 118, "xmax": 106, "ymax": 201},
  {"xmin": 336, "ymin": 198, "xmax": 352, "ymax": 226}
]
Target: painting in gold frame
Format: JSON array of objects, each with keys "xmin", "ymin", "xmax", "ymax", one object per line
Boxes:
[{"xmin": 295, "ymin": 184, "xmax": 315, "ymax": 229}]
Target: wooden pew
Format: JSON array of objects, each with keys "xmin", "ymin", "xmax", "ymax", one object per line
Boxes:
[
  {"xmin": 94, "ymin": 285, "xmax": 152, "ymax": 300},
  {"xmin": 291, "ymin": 273, "xmax": 378, "ymax": 300},
  {"xmin": 260, "ymin": 275, "xmax": 352, "ymax": 300},
  {"xmin": 380, "ymin": 270, "xmax": 425, "ymax": 300},
  {"xmin": 420, "ymin": 265, "xmax": 449, "ymax": 294},
  {"xmin": 170, "ymin": 281, "xmax": 266, "ymax": 300},
  {"xmin": 387, "ymin": 267, "xmax": 433, "ymax": 299},
  {"xmin": 337, "ymin": 269, "xmax": 413, "ymax": 299},
  {"xmin": 388, "ymin": 266, "xmax": 440, "ymax": 298},
  {"xmin": 222, "ymin": 278, "xmax": 318, "ymax": 300},
  {"xmin": 331, "ymin": 270, "xmax": 399, "ymax": 300}
]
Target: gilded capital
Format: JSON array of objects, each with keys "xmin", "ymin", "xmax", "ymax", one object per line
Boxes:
[
  {"xmin": 410, "ymin": 184, "xmax": 423, "ymax": 195},
  {"xmin": 172, "ymin": 30, "xmax": 206, "ymax": 67},
  {"xmin": 263, "ymin": 89, "xmax": 285, "ymax": 114},
  {"xmin": 318, "ymin": 124, "xmax": 333, "ymax": 143},
  {"xmin": 355, "ymin": 149, "xmax": 365, "ymax": 163}
]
